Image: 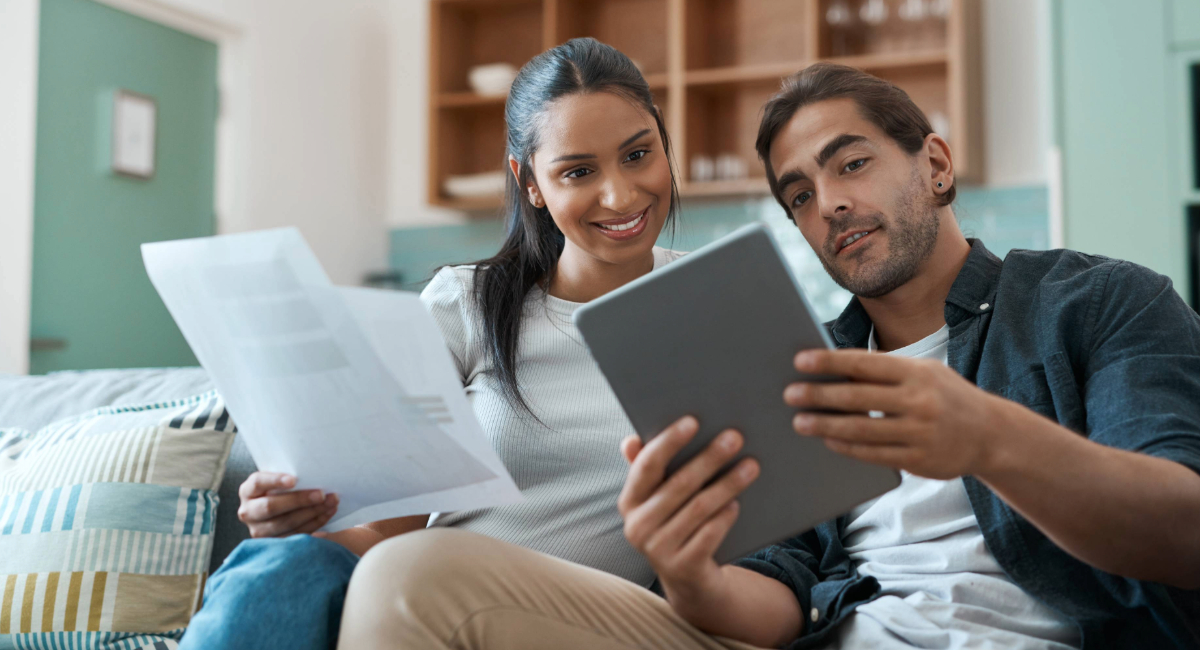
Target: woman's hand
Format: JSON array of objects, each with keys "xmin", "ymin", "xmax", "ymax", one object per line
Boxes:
[
  {"xmin": 237, "ymin": 471, "xmax": 339, "ymax": 538},
  {"xmin": 617, "ymin": 416, "xmax": 759, "ymax": 614}
]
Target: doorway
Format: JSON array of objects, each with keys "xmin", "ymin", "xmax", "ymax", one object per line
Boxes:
[{"xmin": 29, "ymin": 0, "xmax": 219, "ymax": 373}]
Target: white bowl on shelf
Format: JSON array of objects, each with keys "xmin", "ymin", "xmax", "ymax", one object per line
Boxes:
[
  {"xmin": 468, "ymin": 63, "xmax": 518, "ymax": 97},
  {"xmin": 442, "ymin": 171, "xmax": 507, "ymax": 198}
]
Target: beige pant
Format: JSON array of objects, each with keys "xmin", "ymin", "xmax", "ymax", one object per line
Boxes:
[{"xmin": 335, "ymin": 528, "xmax": 769, "ymax": 650}]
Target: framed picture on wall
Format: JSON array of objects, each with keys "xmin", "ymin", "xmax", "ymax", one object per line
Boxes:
[{"xmin": 112, "ymin": 89, "xmax": 157, "ymax": 179}]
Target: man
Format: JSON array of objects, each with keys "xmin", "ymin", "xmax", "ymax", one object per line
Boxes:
[{"xmin": 336, "ymin": 63, "xmax": 1200, "ymax": 650}]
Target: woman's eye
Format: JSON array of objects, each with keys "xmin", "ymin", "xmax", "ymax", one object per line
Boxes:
[
  {"xmin": 625, "ymin": 149, "xmax": 650, "ymax": 163},
  {"xmin": 844, "ymin": 158, "xmax": 867, "ymax": 173},
  {"xmin": 792, "ymin": 190, "xmax": 813, "ymax": 207},
  {"xmin": 565, "ymin": 168, "xmax": 592, "ymax": 179}
]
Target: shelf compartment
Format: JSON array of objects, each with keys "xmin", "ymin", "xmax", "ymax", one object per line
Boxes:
[
  {"xmin": 683, "ymin": 82, "xmax": 778, "ymax": 186},
  {"xmin": 554, "ymin": 0, "xmax": 669, "ymax": 77},
  {"xmin": 685, "ymin": 0, "xmax": 814, "ymax": 71},
  {"xmin": 816, "ymin": 0, "xmax": 950, "ymax": 59},
  {"xmin": 432, "ymin": 104, "xmax": 508, "ymax": 208},
  {"xmin": 434, "ymin": 0, "xmax": 543, "ymax": 94}
]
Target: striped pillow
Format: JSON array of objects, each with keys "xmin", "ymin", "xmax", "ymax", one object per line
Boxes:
[{"xmin": 0, "ymin": 391, "xmax": 235, "ymax": 650}]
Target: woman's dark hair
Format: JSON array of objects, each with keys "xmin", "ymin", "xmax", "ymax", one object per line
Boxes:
[
  {"xmin": 756, "ymin": 62, "xmax": 955, "ymax": 222},
  {"xmin": 470, "ymin": 37, "xmax": 680, "ymax": 418}
]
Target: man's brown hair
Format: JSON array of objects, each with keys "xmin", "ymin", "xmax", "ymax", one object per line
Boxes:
[{"xmin": 756, "ymin": 62, "xmax": 955, "ymax": 221}]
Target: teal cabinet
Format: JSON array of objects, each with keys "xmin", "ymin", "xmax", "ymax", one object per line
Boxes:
[{"xmin": 1052, "ymin": 0, "xmax": 1186, "ymax": 299}]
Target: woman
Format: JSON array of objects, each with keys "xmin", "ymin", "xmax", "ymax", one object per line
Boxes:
[{"xmin": 181, "ymin": 37, "xmax": 684, "ymax": 648}]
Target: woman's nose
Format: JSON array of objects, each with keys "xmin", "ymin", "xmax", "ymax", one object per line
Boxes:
[{"xmin": 599, "ymin": 173, "xmax": 638, "ymax": 214}]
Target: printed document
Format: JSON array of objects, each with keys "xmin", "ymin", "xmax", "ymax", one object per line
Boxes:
[{"xmin": 142, "ymin": 228, "xmax": 522, "ymax": 530}]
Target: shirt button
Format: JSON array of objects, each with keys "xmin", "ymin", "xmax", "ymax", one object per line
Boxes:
[
  {"xmin": 811, "ymin": 607, "xmax": 820, "ymax": 622},
  {"xmin": 979, "ymin": 302, "xmax": 990, "ymax": 311}
]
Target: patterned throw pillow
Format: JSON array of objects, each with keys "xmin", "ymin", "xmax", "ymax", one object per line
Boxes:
[{"xmin": 0, "ymin": 391, "xmax": 235, "ymax": 650}]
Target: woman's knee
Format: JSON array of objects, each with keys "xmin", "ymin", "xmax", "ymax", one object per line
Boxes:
[{"xmin": 349, "ymin": 529, "xmax": 501, "ymax": 602}]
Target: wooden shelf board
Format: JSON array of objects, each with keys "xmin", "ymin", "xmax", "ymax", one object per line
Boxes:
[
  {"xmin": 825, "ymin": 50, "xmax": 948, "ymax": 72},
  {"xmin": 433, "ymin": 195, "xmax": 504, "ymax": 211},
  {"xmin": 686, "ymin": 62, "xmax": 810, "ymax": 87},
  {"xmin": 644, "ymin": 72, "xmax": 669, "ymax": 89},
  {"xmin": 682, "ymin": 178, "xmax": 771, "ymax": 198},
  {"xmin": 438, "ymin": 91, "xmax": 508, "ymax": 108},
  {"xmin": 685, "ymin": 50, "xmax": 948, "ymax": 87}
]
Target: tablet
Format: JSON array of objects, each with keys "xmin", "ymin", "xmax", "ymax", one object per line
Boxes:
[{"xmin": 573, "ymin": 222, "xmax": 901, "ymax": 564}]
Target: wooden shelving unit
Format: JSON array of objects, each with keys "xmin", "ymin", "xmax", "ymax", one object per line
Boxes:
[{"xmin": 429, "ymin": 0, "xmax": 981, "ymax": 211}]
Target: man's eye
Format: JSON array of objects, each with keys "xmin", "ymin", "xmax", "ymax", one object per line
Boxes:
[
  {"xmin": 844, "ymin": 158, "xmax": 867, "ymax": 173},
  {"xmin": 565, "ymin": 168, "xmax": 592, "ymax": 179},
  {"xmin": 792, "ymin": 190, "xmax": 813, "ymax": 207},
  {"xmin": 626, "ymin": 149, "xmax": 650, "ymax": 163}
]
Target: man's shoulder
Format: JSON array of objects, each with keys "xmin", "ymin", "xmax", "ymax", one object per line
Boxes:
[{"xmin": 999, "ymin": 247, "xmax": 1171, "ymax": 303}]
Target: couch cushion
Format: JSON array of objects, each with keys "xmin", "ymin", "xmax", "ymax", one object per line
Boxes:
[
  {"xmin": 0, "ymin": 369, "xmax": 255, "ymax": 576},
  {"xmin": 0, "ymin": 391, "xmax": 234, "ymax": 648}
]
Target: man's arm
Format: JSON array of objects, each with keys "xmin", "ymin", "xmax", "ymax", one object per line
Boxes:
[
  {"xmin": 977, "ymin": 400, "xmax": 1200, "ymax": 588},
  {"xmin": 787, "ymin": 349, "xmax": 1200, "ymax": 589}
]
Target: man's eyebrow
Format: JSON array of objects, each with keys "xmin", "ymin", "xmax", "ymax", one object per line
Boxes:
[
  {"xmin": 815, "ymin": 134, "xmax": 869, "ymax": 168},
  {"xmin": 549, "ymin": 129, "xmax": 653, "ymax": 164},
  {"xmin": 775, "ymin": 169, "xmax": 809, "ymax": 197}
]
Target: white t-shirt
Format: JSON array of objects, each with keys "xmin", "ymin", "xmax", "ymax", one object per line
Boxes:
[
  {"xmin": 829, "ymin": 325, "xmax": 1081, "ymax": 649},
  {"xmin": 418, "ymin": 247, "xmax": 682, "ymax": 588}
]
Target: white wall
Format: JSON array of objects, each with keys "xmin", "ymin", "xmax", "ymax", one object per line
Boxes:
[
  {"xmin": 155, "ymin": 0, "xmax": 394, "ymax": 285},
  {"xmin": 980, "ymin": 0, "xmax": 1052, "ymax": 187},
  {"xmin": 0, "ymin": 0, "xmax": 40, "ymax": 375}
]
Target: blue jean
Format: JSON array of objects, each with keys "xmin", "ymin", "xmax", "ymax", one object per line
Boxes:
[{"xmin": 181, "ymin": 535, "xmax": 360, "ymax": 650}]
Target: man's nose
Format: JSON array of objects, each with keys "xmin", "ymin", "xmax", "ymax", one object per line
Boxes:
[{"xmin": 818, "ymin": 190, "xmax": 852, "ymax": 220}]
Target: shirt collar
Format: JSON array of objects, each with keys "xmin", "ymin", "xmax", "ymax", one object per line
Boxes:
[{"xmin": 830, "ymin": 238, "xmax": 1002, "ymax": 348}]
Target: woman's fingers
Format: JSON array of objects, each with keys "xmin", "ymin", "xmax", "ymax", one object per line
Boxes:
[
  {"xmin": 238, "ymin": 472, "xmax": 296, "ymax": 500},
  {"xmin": 648, "ymin": 457, "xmax": 759, "ymax": 556},
  {"xmin": 620, "ymin": 435, "xmax": 643, "ymax": 464},
  {"xmin": 618, "ymin": 416, "xmax": 699, "ymax": 513},
  {"xmin": 238, "ymin": 489, "xmax": 326, "ymax": 524},
  {"xmin": 292, "ymin": 495, "xmax": 339, "ymax": 534},
  {"xmin": 633, "ymin": 429, "xmax": 745, "ymax": 535},
  {"xmin": 249, "ymin": 503, "xmax": 327, "ymax": 538},
  {"xmin": 677, "ymin": 500, "xmax": 741, "ymax": 567}
]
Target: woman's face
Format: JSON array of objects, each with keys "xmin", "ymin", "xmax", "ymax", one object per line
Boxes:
[{"xmin": 519, "ymin": 91, "xmax": 673, "ymax": 268}]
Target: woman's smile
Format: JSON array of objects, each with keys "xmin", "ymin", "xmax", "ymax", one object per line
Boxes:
[{"xmin": 591, "ymin": 205, "xmax": 651, "ymax": 241}]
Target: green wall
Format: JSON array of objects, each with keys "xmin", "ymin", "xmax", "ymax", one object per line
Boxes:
[
  {"xmin": 30, "ymin": 0, "xmax": 218, "ymax": 373},
  {"xmin": 1052, "ymin": 0, "xmax": 1187, "ymax": 297}
]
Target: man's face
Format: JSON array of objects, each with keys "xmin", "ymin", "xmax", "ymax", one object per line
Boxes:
[{"xmin": 767, "ymin": 98, "xmax": 939, "ymax": 299}]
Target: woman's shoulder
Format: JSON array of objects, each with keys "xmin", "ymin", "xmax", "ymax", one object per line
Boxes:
[
  {"xmin": 420, "ymin": 265, "xmax": 479, "ymax": 303},
  {"xmin": 653, "ymin": 247, "xmax": 686, "ymax": 268}
]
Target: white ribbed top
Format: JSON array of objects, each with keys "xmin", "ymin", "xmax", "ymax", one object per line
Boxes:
[{"xmin": 421, "ymin": 248, "xmax": 681, "ymax": 587}]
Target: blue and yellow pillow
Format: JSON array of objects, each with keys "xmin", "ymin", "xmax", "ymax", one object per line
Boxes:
[{"xmin": 0, "ymin": 392, "xmax": 235, "ymax": 650}]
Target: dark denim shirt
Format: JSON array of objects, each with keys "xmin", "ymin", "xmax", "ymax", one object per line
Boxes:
[{"xmin": 733, "ymin": 239, "xmax": 1200, "ymax": 649}]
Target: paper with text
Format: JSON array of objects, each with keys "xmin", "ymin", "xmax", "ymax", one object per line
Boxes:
[{"xmin": 142, "ymin": 228, "xmax": 522, "ymax": 531}]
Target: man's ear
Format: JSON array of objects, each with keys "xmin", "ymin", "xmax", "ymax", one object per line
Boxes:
[
  {"xmin": 508, "ymin": 155, "xmax": 544, "ymax": 208},
  {"xmin": 924, "ymin": 133, "xmax": 954, "ymax": 196}
]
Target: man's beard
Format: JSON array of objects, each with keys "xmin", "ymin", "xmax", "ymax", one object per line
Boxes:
[{"xmin": 817, "ymin": 171, "xmax": 940, "ymax": 299}]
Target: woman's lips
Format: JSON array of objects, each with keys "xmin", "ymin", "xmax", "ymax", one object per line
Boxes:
[{"xmin": 592, "ymin": 207, "xmax": 649, "ymax": 241}]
